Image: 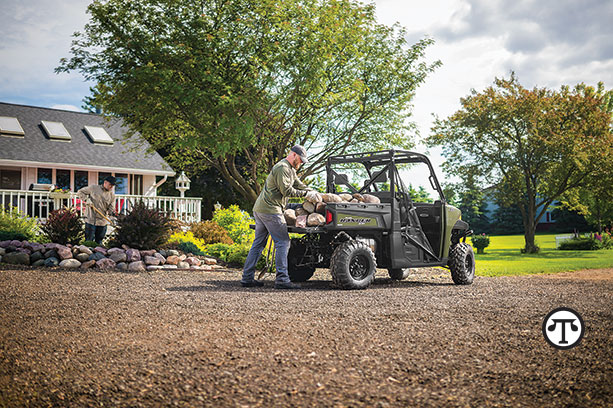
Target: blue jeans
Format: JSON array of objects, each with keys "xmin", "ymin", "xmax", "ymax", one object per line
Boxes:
[
  {"xmin": 242, "ymin": 212, "xmax": 291, "ymax": 284},
  {"xmin": 85, "ymin": 223, "xmax": 107, "ymax": 245}
]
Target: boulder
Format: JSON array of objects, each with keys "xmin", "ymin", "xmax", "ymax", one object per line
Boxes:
[
  {"xmin": 16, "ymin": 248, "xmax": 31, "ymax": 255},
  {"xmin": 30, "ymin": 251, "xmax": 44, "ymax": 263},
  {"xmin": 26, "ymin": 242, "xmax": 45, "ymax": 253},
  {"xmin": 109, "ymin": 252, "xmax": 127, "ymax": 263},
  {"xmin": 44, "ymin": 257, "xmax": 60, "ymax": 267},
  {"xmin": 3, "ymin": 252, "xmax": 30, "ymax": 265},
  {"xmin": 116, "ymin": 262, "xmax": 128, "ymax": 271},
  {"xmin": 80, "ymin": 260, "xmax": 96, "ymax": 269},
  {"xmin": 322, "ymin": 193, "xmax": 343, "ymax": 203},
  {"xmin": 185, "ymin": 256, "xmax": 201, "ymax": 266},
  {"xmin": 121, "ymin": 244, "xmax": 130, "ymax": 251},
  {"xmin": 283, "ymin": 209, "xmax": 297, "ymax": 226},
  {"xmin": 45, "ymin": 249, "xmax": 59, "ymax": 259},
  {"xmin": 75, "ymin": 253, "xmax": 91, "ymax": 263},
  {"xmin": 57, "ymin": 246, "xmax": 73, "ymax": 260},
  {"xmin": 59, "ymin": 259, "xmax": 81, "ymax": 269},
  {"xmin": 162, "ymin": 264, "xmax": 178, "ymax": 270},
  {"xmin": 140, "ymin": 250, "xmax": 156, "ymax": 257},
  {"xmin": 96, "ymin": 258, "xmax": 117, "ymax": 270},
  {"xmin": 307, "ymin": 213, "xmax": 326, "ymax": 227},
  {"xmin": 0, "ymin": 247, "xmax": 5, "ymax": 256},
  {"xmin": 158, "ymin": 249, "xmax": 168, "ymax": 257},
  {"xmin": 178, "ymin": 254, "xmax": 187, "ymax": 261},
  {"xmin": 295, "ymin": 215, "xmax": 307, "ymax": 228},
  {"xmin": 352, "ymin": 193, "xmax": 364, "ymax": 202},
  {"xmin": 88, "ymin": 252, "xmax": 106, "ymax": 262},
  {"xmin": 94, "ymin": 247, "xmax": 108, "ymax": 255},
  {"xmin": 339, "ymin": 193, "xmax": 353, "ymax": 202},
  {"xmin": 107, "ymin": 247, "xmax": 124, "ymax": 256},
  {"xmin": 350, "ymin": 198, "xmax": 359, "ymax": 203},
  {"xmin": 166, "ymin": 255, "xmax": 180, "ymax": 265},
  {"xmin": 128, "ymin": 261, "xmax": 146, "ymax": 272},
  {"xmin": 77, "ymin": 245, "xmax": 93, "ymax": 255},
  {"xmin": 126, "ymin": 249, "xmax": 141, "ymax": 262},
  {"xmin": 144, "ymin": 256, "xmax": 160, "ymax": 266},
  {"xmin": 295, "ymin": 207, "xmax": 309, "ymax": 217},
  {"xmin": 302, "ymin": 201, "xmax": 315, "ymax": 213},
  {"xmin": 166, "ymin": 249, "xmax": 180, "ymax": 257},
  {"xmin": 177, "ymin": 261, "xmax": 190, "ymax": 269},
  {"xmin": 362, "ymin": 194, "xmax": 381, "ymax": 204},
  {"xmin": 32, "ymin": 259, "xmax": 46, "ymax": 267},
  {"xmin": 9, "ymin": 240, "xmax": 22, "ymax": 248},
  {"xmin": 305, "ymin": 191, "xmax": 322, "ymax": 203},
  {"xmin": 0, "ymin": 240, "xmax": 10, "ymax": 248},
  {"xmin": 315, "ymin": 202, "xmax": 327, "ymax": 215},
  {"xmin": 146, "ymin": 265, "xmax": 163, "ymax": 271},
  {"xmin": 72, "ymin": 247, "xmax": 80, "ymax": 256},
  {"xmin": 203, "ymin": 257, "xmax": 217, "ymax": 265},
  {"xmin": 153, "ymin": 253, "xmax": 166, "ymax": 265}
]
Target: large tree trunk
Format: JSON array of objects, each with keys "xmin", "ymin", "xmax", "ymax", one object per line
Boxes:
[{"xmin": 520, "ymin": 199, "xmax": 540, "ymax": 254}]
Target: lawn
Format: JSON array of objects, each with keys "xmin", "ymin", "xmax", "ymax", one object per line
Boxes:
[{"xmin": 473, "ymin": 233, "xmax": 613, "ymax": 277}]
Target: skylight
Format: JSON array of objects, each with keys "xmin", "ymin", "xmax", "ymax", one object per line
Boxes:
[
  {"xmin": 41, "ymin": 120, "xmax": 71, "ymax": 141},
  {"xmin": 84, "ymin": 126, "xmax": 114, "ymax": 145},
  {"xmin": 0, "ymin": 116, "xmax": 25, "ymax": 136}
]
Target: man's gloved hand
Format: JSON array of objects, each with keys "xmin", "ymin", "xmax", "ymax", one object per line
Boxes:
[{"xmin": 305, "ymin": 190, "xmax": 322, "ymax": 203}]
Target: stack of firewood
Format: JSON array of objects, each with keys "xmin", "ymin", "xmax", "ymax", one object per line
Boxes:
[{"xmin": 284, "ymin": 193, "xmax": 381, "ymax": 227}]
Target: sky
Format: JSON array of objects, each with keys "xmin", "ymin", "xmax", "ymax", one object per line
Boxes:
[{"xmin": 1, "ymin": 0, "xmax": 612, "ymax": 183}]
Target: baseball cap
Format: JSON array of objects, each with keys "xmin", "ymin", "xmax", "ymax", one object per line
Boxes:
[{"xmin": 291, "ymin": 145, "xmax": 308, "ymax": 164}]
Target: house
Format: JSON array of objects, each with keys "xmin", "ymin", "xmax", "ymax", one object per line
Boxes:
[{"xmin": 0, "ymin": 102, "xmax": 201, "ymax": 222}]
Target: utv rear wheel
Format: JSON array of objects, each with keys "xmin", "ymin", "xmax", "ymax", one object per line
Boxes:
[
  {"xmin": 330, "ymin": 241, "xmax": 376, "ymax": 290},
  {"xmin": 388, "ymin": 268, "xmax": 410, "ymax": 280},
  {"xmin": 288, "ymin": 240, "xmax": 315, "ymax": 282},
  {"xmin": 449, "ymin": 243, "xmax": 475, "ymax": 285}
]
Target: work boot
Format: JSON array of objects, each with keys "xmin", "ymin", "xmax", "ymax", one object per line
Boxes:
[
  {"xmin": 241, "ymin": 280, "xmax": 264, "ymax": 288},
  {"xmin": 274, "ymin": 282, "xmax": 301, "ymax": 290}
]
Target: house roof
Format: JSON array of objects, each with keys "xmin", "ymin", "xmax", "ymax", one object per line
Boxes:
[{"xmin": 0, "ymin": 102, "xmax": 175, "ymax": 176}]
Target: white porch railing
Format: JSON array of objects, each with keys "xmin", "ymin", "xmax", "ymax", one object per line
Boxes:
[{"xmin": 0, "ymin": 190, "xmax": 202, "ymax": 223}]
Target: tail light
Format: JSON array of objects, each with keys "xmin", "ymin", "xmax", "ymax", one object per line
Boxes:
[{"xmin": 325, "ymin": 209, "xmax": 333, "ymax": 224}]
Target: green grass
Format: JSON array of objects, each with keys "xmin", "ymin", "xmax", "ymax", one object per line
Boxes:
[{"xmin": 474, "ymin": 233, "xmax": 613, "ymax": 277}]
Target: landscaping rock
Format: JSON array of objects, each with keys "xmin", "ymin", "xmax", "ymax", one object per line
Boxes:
[
  {"xmin": 0, "ymin": 241, "xmax": 10, "ymax": 248},
  {"xmin": 16, "ymin": 248, "xmax": 31, "ymax": 255},
  {"xmin": 128, "ymin": 261, "xmax": 146, "ymax": 273},
  {"xmin": 9, "ymin": 240, "xmax": 22, "ymax": 248},
  {"xmin": 81, "ymin": 260, "xmax": 96, "ymax": 269},
  {"xmin": 153, "ymin": 253, "xmax": 166, "ymax": 265},
  {"xmin": 295, "ymin": 215, "xmax": 307, "ymax": 228},
  {"xmin": 158, "ymin": 249, "xmax": 168, "ymax": 257},
  {"xmin": 178, "ymin": 254, "xmax": 187, "ymax": 261},
  {"xmin": 0, "ymin": 248, "xmax": 5, "ymax": 256},
  {"xmin": 185, "ymin": 257, "xmax": 201, "ymax": 266},
  {"xmin": 109, "ymin": 252, "xmax": 127, "ymax": 263},
  {"xmin": 31, "ymin": 259, "xmax": 46, "ymax": 267},
  {"xmin": 3, "ymin": 252, "xmax": 30, "ymax": 265},
  {"xmin": 177, "ymin": 261, "xmax": 190, "ymax": 269},
  {"xmin": 96, "ymin": 258, "xmax": 116, "ymax": 270},
  {"xmin": 116, "ymin": 262, "xmax": 128, "ymax": 271},
  {"xmin": 57, "ymin": 246, "xmax": 73, "ymax": 260},
  {"xmin": 77, "ymin": 245, "xmax": 93, "ymax": 255},
  {"xmin": 162, "ymin": 264, "xmax": 177, "ymax": 270},
  {"xmin": 315, "ymin": 201, "xmax": 327, "ymax": 215},
  {"xmin": 302, "ymin": 200, "xmax": 316, "ymax": 213},
  {"xmin": 75, "ymin": 253, "xmax": 90, "ymax": 263},
  {"xmin": 72, "ymin": 247, "xmax": 80, "ymax": 256},
  {"xmin": 26, "ymin": 243, "xmax": 45, "ymax": 253},
  {"xmin": 167, "ymin": 250, "xmax": 179, "ymax": 257},
  {"xmin": 166, "ymin": 255, "xmax": 180, "ymax": 265},
  {"xmin": 140, "ymin": 250, "xmax": 156, "ymax": 257},
  {"xmin": 203, "ymin": 257, "xmax": 217, "ymax": 265},
  {"xmin": 59, "ymin": 259, "xmax": 81, "ymax": 269},
  {"xmin": 284, "ymin": 209, "xmax": 297, "ymax": 226},
  {"xmin": 30, "ymin": 251, "xmax": 44, "ymax": 263},
  {"xmin": 146, "ymin": 265, "xmax": 163, "ymax": 271},
  {"xmin": 94, "ymin": 247, "xmax": 108, "ymax": 255},
  {"xmin": 44, "ymin": 257, "xmax": 59, "ymax": 267},
  {"xmin": 88, "ymin": 252, "xmax": 106, "ymax": 262},
  {"xmin": 307, "ymin": 213, "xmax": 325, "ymax": 227},
  {"xmin": 45, "ymin": 250, "xmax": 59, "ymax": 259},
  {"xmin": 144, "ymin": 256, "xmax": 160, "ymax": 266},
  {"xmin": 126, "ymin": 249, "xmax": 141, "ymax": 262}
]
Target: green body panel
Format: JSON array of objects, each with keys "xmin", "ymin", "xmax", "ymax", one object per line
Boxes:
[
  {"xmin": 443, "ymin": 204, "xmax": 462, "ymax": 258},
  {"xmin": 336, "ymin": 212, "xmax": 378, "ymax": 227}
]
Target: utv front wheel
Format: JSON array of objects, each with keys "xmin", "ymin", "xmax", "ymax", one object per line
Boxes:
[
  {"xmin": 330, "ymin": 241, "xmax": 376, "ymax": 290},
  {"xmin": 449, "ymin": 243, "xmax": 475, "ymax": 285},
  {"xmin": 388, "ymin": 268, "xmax": 410, "ymax": 280}
]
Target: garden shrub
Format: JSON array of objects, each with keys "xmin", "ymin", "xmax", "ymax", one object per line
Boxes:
[
  {"xmin": 177, "ymin": 241, "xmax": 206, "ymax": 256},
  {"xmin": 40, "ymin": 208, "xmax": 84, "ymax": 245},
  {"xmin": 81, "ymin": 240, "xmax": 98, "ymax": 248},
  {"xmin": 190, "ymin": 220, "xmax": 233, "ymax": 245},
  {"xmin": 167, "ymin": 231, "xmax": 208, "ymax": 254},
  {"xmin": 471, "ymin": 233, "xmax": 490, "ymax": 254},
  {"xmin": 558, "ymin": 237, "xmax": 601, "ymax": 251},
  {"xmin": 112, "ymin": 201, "xmax": 172, "ymax": 249},
  {"xmin": 203, "ymin": 243, "xmax": 233, "ymax": 260},
  {"xmin": 212, "ymin": 205, "xmax": 254, "ymax": 245},
  {"xmin": 0, "ymin": 231, "xmax": 28, "ymax": 241},
  {"xmin": 0, "ymin": 207, "xmax": 39, "ymax": 241}
]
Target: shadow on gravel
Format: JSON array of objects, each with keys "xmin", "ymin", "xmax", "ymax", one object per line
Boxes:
[{"xmin": 165, "ymin": 278, "xmax": 452, "ymax": 293}]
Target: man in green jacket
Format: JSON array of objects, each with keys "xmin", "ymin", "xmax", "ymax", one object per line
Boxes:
[{"xmin": 241, "ymin": 145, "xmax": 318, "ymax": 289}]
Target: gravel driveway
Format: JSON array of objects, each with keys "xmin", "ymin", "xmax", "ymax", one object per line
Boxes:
[{"xmin": 0, "ymin": 266, "xmax": 611, "ymax": 407}]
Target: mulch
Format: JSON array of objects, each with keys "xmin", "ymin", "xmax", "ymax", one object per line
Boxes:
[{"xmin": 0, "ymin": 266, "xmax": 611, "ymax": 407}]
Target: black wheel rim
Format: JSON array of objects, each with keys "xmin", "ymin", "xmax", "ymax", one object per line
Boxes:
[
  {"xmin": 349, "ymin": 254, "xmax": 370, "ymax": 280},
  {"xmin": 464, "ymin": 253, "xmax": 474, "ymax": 273}
]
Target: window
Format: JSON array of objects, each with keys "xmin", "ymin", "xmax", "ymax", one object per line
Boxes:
[
  {"xmin": 130, "ymin": 174, "xmax": 143, "ymax": 195},
  {"xmin": 56, "ymin": 169, "xmax": 71, "ymax": 190},
  {"xmin": 84, "ymin": 126, "xmax": 114, "ymax": 145},
  {"xmin": 98, "ymin": 172, "xmax": 111, "ymax": 185},
  {"xmin": 115, "ymin": 173, "xmax": 128, "ymax": 194},
  {"xmin": 0, "ymin": 169, "xmax": 21, "ymax": 189},
  {"xmin": 75, "ymin": 171, "xmax": 89, "ymax": 191},
  {"xmin": 0, "ymin": 117, "xmax": 25, "ymax": 136},
  {"xmin": 40, "ymin": 121, "xmax": 71, "ymax": 141},
  {"xmin": 38, "ymin": 168, "xmax": 52, "ymax": 184}
]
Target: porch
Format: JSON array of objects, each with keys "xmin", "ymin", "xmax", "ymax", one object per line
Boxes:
[{"xmin": 0, "ymin": 189, "xmax": 202, "ymax": 224}]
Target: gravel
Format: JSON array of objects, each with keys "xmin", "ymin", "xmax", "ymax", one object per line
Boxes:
[{"xmin": 0, "ymin": 266, "xmax": 611, "ymax": 407}]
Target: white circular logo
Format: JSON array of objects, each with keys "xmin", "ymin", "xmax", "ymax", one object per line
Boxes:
[{"xmin": 542, "ymin": 307, "xmax": 585, "ymax": 350}]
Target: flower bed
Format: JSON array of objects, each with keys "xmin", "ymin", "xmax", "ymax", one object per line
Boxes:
[{"xmin": 0, "ymin": 240, "xmax": 222, "ymax": 272}]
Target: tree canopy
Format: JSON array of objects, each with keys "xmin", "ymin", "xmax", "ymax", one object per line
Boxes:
[
  {"xmin": 57, "ymin": 0, "xmax": 439, "ymax": 204},
  {"xmin": 426, "ymin": 74, "xmax": 613, "ymax": 252}
]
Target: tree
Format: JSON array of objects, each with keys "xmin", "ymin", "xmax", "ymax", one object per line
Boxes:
[
  {"xmin": 57, "ymin": 0, "xmax": 439, "ymax": 204},
  {"xmin": 426, "ymin": 74, "xmax": 613, "ymax": 253},
  {"xmin": 443, "ymin": 174, "xmax": 490, "ymax": 234}
]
